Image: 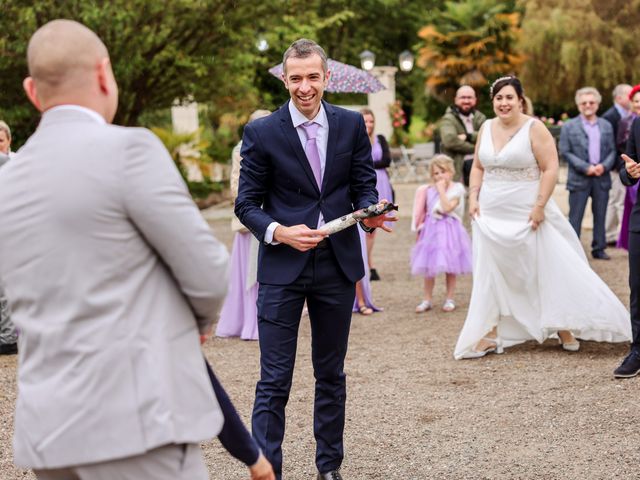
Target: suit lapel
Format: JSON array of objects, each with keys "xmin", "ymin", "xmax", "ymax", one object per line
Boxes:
[
  {"xmin": 279, "ymin": 103, "xmax": 321, "ymax": 194},
  {"xmin": 577, "ymin": 119, "xmax": 588, "ymax": 140},
  {"xmin": 322, "ymin": 101, "xmax": 339, "ymax": 192}
]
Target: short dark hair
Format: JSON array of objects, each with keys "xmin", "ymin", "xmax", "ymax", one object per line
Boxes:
[
  {"xmin": 282, "ymin": 39, "xmax": 328, "ymax": 74},
  {"xmin": 490, "ymin": 76, "xmax": 524, "ymax": 101}
]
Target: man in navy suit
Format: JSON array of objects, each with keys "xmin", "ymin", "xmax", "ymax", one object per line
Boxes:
[
  {"xmin": 559, "ymin": 87, "xmax": 616, "ymax": 260},
  {"xmin": 616, "ymin": 118, "xmax": 640, "ymax": 378},
  {"xmin": 235, "ymin": 39, "xmax": 393, "ymax": 480}
]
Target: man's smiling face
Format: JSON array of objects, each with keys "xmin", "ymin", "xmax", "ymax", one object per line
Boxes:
[{"xmin": 283, "ymin": 54, "xmax": 330, "ymax": 120}]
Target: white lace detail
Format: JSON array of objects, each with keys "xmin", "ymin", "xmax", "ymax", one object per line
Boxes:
[{"xmin": 484, "ymin": 166, "xmax": 540, "ymax": 182}]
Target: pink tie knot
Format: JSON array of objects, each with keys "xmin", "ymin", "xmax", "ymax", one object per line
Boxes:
[{"xmin": 301, "ymin": 121, "xmax": 320, "ymax": 140}]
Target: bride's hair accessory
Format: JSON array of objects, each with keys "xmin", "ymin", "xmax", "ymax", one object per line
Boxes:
[{"xmin": 489, "ymin": 75, "xmax": 522, "ymax": 99}]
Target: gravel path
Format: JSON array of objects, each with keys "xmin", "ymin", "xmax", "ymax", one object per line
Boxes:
[{"xmin": 1, "ymin": 183, "xmax": 637, "ymax": 479}]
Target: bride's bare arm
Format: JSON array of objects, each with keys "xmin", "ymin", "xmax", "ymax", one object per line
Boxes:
[
  {"xmin": 530, "ymin": 119, "xmax": 559, "ymax": 207},
  {"xmin": 468, "ymin": 123, "xmax": 486, "ymax": 217},
  {"xmin": 529, "ymin": 119, "xmax": 559, "ymax": 228}
]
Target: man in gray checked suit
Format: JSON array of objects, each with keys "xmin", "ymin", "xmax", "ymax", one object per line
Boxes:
[
  {"xmin": 0, "ymin": 20, "xmax": 230, "ymax": 479},
  {"xmin": 559, "ymin": 86, "xmax": 616, "ymax": 260}
]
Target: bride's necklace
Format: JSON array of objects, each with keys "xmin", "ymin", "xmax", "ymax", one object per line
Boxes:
[{"xmin": 497, "ymin": 120, "xmax": 525, "ymax": 139}]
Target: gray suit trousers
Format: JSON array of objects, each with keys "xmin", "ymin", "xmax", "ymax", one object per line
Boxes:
[
  {"xmin": 33, "ymin": 444, "xmax": 208, "ymax": 480},
  {"xmin": 0, "ymin": 288, "xmax": 16, "ymax": 345}
]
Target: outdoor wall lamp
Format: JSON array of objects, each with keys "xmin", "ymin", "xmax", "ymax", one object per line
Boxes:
[{"xmin": 359, "ymin": 50, "xmax": 376, "ymax": 71}]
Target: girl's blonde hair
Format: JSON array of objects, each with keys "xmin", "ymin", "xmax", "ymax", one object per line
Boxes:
[
  {"xmin": 0, "ymin": 121, "xmax": 11, "ymax": 142},
  {"xmin": 360, "ymin": 107, "xmax": 375, "ymax": 119},
  {"xmin": 429, "ymin": 154, "xmax": 455, "ymax": 180}
]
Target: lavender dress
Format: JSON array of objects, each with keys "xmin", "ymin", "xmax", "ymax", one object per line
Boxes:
[
  {"xmin": 411, "ymin": 185, "xmax": 473, "ymax": 278},
  {"xmin": 617, "ymin": 183, "xmax": 639, "ymax": 250},
  {"xmin": 616, "ymin": 113, "xmax": 638, "ymax": 250},
  {"xmin": 215, "ymin": 231, "xmax": 259, "ymax": 340},
  {"xmin": 372, "ymin": 135, "xmax": 395, "ymax": 229},
  {"xmin": 352, "ymin": 227, "xmax": 380, "ymax": 312}
]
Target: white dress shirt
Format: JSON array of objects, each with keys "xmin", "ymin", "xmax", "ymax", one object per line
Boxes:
[
  {"xmin": 45, "ymin": 104, "xmax": 107, "ymax": 124},
  {"xmin": 264, "ymin": 102, "xmax": 329, "ymax": 244}
]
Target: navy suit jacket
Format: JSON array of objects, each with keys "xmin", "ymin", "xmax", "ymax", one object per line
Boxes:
[
  {"xmin": 602, "ymin": 105, "xmax": 624, "ymax": 169},
  {"xmin": 620, "ymin": 117, "xmax": 640, "ymax": 233},
  {"xmin": 558, "ymin": 116, "xmax": 616, "ymax": 191},
  {"xmin": 235, "ymin": 100, "xmax": 379, "ymax": 285}
]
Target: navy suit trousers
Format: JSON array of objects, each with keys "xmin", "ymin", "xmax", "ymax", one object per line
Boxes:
[
  {"xmin": 628, "ymin": 232, "xmax": 640, "ymax": 352},
  {"xmin": 252, "ymin": 244, "xmax": 355, "ymax": 479},
  {"xmin": 568, "ymin": 181, "xmax": 610, "ymax": 254}
]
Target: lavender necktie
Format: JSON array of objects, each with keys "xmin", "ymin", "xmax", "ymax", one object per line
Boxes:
[{"xmin": 301, "ymin": 121, "xmax": 322, "ymax": 189}]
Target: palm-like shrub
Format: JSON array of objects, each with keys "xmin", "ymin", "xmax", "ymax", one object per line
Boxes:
[{"xmin": 416, "ymin": 0, "xmax": 524, "ymax": 102}]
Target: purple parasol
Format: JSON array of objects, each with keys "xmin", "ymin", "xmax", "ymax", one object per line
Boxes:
[{"xmin": 268, "ymin": 59, "xmax": 386, "ymax": 94}]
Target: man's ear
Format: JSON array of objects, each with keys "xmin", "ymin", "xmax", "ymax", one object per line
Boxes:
[
  {"xmin": 97, "ymin": 57, "xmax": 112, "ymax": 95},
  {"xmin": 23, "ymin": 77, "xmax": 43, "ymax": 112}
]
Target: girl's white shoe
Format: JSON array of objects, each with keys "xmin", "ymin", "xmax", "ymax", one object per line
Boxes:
[
  {"xmin": 415, "ymin": 300, "xmax": 433, "ymax": 313},
  {"xmin": 442, "ymin": 299, "xmax": 456, "ymax": 312}
]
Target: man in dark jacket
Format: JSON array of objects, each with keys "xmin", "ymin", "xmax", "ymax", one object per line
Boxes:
[
  {"xmin": 616, "ymin": 117, "xmax": 640, "ymax": 378},
  {"xmin": 439, "ymin": 85, "xmax": 487, "ymax": 185},
  {"xmin": 602, "ymin": 83, "xmax": 632, "ymax": 244}
]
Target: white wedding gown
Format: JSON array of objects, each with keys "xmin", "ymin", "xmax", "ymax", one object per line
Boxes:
[{"xmin": 454, "ymin": 118, "xmax": 631, "ymax": 359}]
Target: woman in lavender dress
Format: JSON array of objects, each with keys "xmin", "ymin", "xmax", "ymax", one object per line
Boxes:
[
  {"xmin": 353, "ymin": 227, "xmax": 381, "ymax": 315},
  {"xmin": 215, "ymin": 110, "xmax": 270, "ymax": 340},
  {"xmin": 361, "ymin": 108, "xmax": 393, "ymax": 281},
  {"xmin": 617, "ymin": 85, "xmax": 640, "ymax": 250}
]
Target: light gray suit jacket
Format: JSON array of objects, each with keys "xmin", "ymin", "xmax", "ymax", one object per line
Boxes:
[{"xmin": 0, "ymin": 107, "xmax": 229, "ymax": 469}]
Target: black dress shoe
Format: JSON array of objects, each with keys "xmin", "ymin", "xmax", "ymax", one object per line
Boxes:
[
  {"xmin": 592, "ymin": 251, "xmax": 611, "ymax": 260},
  {"xmin": 0, "ymin": 342, "xmax": 17, "ymax": 355},
  {"xmin": 317, "ymin": 471, "xmax": 343, "ymax": 480},
  {"xmin": 614, "ymin": 351, "xmax": 640, "ymax": 378},
  {"xmin": 369, "ymin": 268, "xmax": 380, "ymax": 281}
]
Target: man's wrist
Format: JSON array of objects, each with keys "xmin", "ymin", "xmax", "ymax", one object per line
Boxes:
[
  {"xmin": 358, "ymin": 220, "xmax": 374, "ymax": 233},
  {"xmin": 265, "ymin": 222, "xmax": 281, "ymax": 245}
]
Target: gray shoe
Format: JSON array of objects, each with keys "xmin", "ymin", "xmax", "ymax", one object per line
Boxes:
[{"xmin": 317, "ymin": 471, "xmax": 343, "ymax": 480}]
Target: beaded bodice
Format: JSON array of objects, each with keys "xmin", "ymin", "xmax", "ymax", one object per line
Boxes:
[{"xmin": 478, "ymin": 118, "xmax": 540, "ymax": 182}]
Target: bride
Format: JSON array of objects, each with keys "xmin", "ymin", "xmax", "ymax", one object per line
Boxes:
[{"xmin": 454, "ymin": 76, "xmax": 631, "ymax": 359}]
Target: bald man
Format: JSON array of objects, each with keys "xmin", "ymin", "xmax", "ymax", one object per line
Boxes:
[
  {"xmin": 439, "ymin": 85, "xmax": 487, "ymax": 185},
  {"xmin": 0, "ymin": 20, "xmax": 273, "ymax": 480}
]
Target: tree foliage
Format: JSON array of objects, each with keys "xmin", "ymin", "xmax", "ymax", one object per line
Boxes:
[
  {"xmin": 1, "ymin": 0, "xmax": 444, "ymax": 150},
  {"xmin": 0, "ymin": 0, "xmax": 276, "ymax": 145},
  {"xmin": 518, "ymin": 0, "xmax": 640, "ymax": 112},
  {"xmin": 416, "ymin": 0, "xmax": 524, "ymax": 103}
]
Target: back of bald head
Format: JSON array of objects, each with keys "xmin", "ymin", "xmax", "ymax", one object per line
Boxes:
[{"xmin": 27, "ymin": 19, "xmax": 109, "ymax": 101}]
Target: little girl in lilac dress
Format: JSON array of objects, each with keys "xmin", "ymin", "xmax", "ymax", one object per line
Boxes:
[{"xmin": 411, "ymin": 155, "xmax": 472, "ymax": 313}]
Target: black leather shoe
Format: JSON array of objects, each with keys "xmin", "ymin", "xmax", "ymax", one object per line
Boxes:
[
  {"xmin": 0, "ymin": 343, "xmax": 17, "ymax": 355},
  {"xmin": 592, "ymin": 251, "xmax": 611, "ymax": 260},
  {"xmin": 370, "ymin": 268, "xmax": 380, "ymax": 281},
  {"xmin": 317, "ymin": 471, "xmax": 343, "ymax": 480},
  {"xmin": 614, "ymin": 351, "xmax": 640, "ymax": 378}
]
